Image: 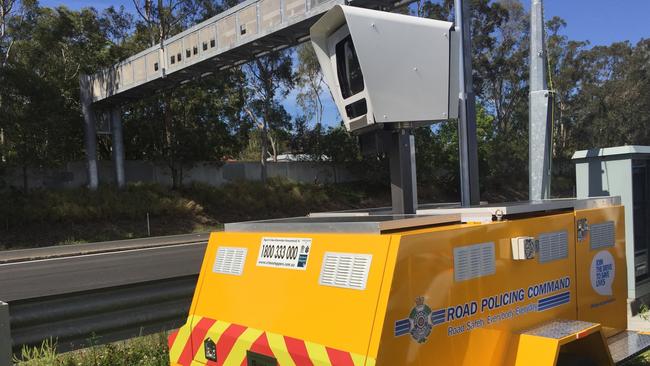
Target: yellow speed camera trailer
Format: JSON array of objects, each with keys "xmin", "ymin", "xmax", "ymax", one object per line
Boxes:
[{"xmin": 168, "ymin": 198, "xmax": 650, "ymax": 366}]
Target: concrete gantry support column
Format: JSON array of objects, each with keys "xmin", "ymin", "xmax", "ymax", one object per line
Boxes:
[
  {"xmin": 110, "ymin": 107, "xmax": 126, "ymax": 189},
  {"xmin": 80, "ymin": 75, "xmax": 99, "ymax": 190}
]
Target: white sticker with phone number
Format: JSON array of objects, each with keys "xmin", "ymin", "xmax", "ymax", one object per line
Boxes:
[{"xmin": 256, "ymin": 237, "xmax": 312, "ymax": 270}]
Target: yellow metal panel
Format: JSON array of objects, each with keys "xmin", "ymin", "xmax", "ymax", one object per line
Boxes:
[
  {"xmin": 267, "ymin": 332, "xmax": 297, "ymax": 366},
  {"xmin": 514, "ymin": 334, "xmax": 559, "ymax": 366},
  {"xmin": 190, "ymin": 231, "xmax": 392, "ymax": 356},
  {"xmin": 350, "ymin": 353, "xmax": 365, "ymax": 366},
  {"xmin": 376, "ymin": 213, "xmax": 577, "ymax": 366},
  {"xmin": 514, "ymin": 324, "xmax": 613, "ymax": 366},
  {"xmin": 305, "ymin": 341, "xmax": 332, "ymax": 365},
  {"xmin": 190, "ymin": 320, "xmax": 229, "ymax": 364},
  {"xmin": 169, "ymin": 316, "xmax": 195, "ymax": 364},
  {"xmin": 366, "ymin": 235, "xmax": 400, "ymax": 361},
  {"xmin": 575, "ymin": 205, "xmax": 628, "ymax": 333},
  {"xmin": 174, "ymin": 205, "xmax": 628, "ymax": 366},
  {"xmin": 223, "ymin": 327, "xmax": 264, "ymax": 365}
]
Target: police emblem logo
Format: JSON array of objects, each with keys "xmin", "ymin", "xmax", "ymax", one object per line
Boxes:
[{"xmin": 408, "ymin": 296, "xmax": 433, "ymax": 343}]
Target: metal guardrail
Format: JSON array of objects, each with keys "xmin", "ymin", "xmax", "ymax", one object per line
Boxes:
[
  {"xmin": 1, "ymin": 302, "xmax": 10, "ymax": 365},
  {"xmin": 6, "ymin": 275, "xmax": 197, "ymax": 357},
  {"xmin": 0, "ymin": 234, "xmax": 210, "ymax": 361}
]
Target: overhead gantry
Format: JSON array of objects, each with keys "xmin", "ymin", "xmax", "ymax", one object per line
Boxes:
[{"xmin": 79, "ymin": 0, "xmax": 413, "ymax": 190}]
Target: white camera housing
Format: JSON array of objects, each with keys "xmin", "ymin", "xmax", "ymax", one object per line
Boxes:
[{"xmin": 310, "ymin": 5, "xmax": 459, "ymax": 134}]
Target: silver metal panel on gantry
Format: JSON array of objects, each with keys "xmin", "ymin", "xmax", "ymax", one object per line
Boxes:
[{"xmin": 85, "ymin": 0, "xmax": 414, "ymax": 106}]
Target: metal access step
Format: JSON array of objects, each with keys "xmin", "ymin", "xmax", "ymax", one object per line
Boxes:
[
  {"xmin": 608, "ymin": 331, "xmax": 650, "ymax": 364},
  {"xmin": 515, "ymin": 320, "xmax": 650, "ymax": 365}
]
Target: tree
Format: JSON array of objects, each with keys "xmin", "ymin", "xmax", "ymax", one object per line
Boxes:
[
  {"xmin": 0, "ymin": 0, "xmax": 22, "ymax": 164},
  {"xmin": 545, "ymin": 16, "xmax": 588, "ymax": 158},
  {"xmin": 0, "ymin": 0, "xmax": 17, "ymax": 66},
  {"xmin": 132, "ymin": 0, "xmax": 198, "ymax": 47},
  {"xmin": 123, "ymin": 70, "xmax": 245, "ymax": 188},
  {"xmin": 0, "ymin": 3, "xmax": 134, "ymax": 190},
  {"xmin": 244, "ymin": 50, "xmax": 294, "ymax": 182},
  {"xmin": 295, "ymin": 43, "xmax": 325, "ymax": 128},
  {"xmin": 571, "ymin": 40, "xmax": 650, "ymax": 149},
  {"xmin": 126, "ymin": 0, "xmax": 228, "ymax": 189}
]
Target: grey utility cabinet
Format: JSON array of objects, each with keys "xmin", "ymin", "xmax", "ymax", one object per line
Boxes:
[{"xmin": 573, "ymin": 146, "xmax": 650, "ymax": 299}]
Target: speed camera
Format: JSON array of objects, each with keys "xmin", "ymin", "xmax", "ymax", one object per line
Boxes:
[{"xmin": 310, "ymin": 5, "xmax": 459, "ymax": 134}]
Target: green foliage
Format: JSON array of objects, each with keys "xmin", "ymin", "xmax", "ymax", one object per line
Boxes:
[
  {"xmin": 0, "ymin": 183, "xmax": 199, "ymax": 224},
  {"xmin": 0, "ymin": 180, "xmax": 390, "ymax": 249},
  {"xmin": 14, "ymin": 339, "xmax": 59, "ymax": 366},
  {"xmin": 243, "ymin": 50, "xmax": 295, "ymax": 181},
  {"xmin": 123, "ymin": 70, "xmax": 247, "ymax": 188},
  {"xmin": 181, "ymin": 178, "xmax": 386, "ymax": 223},
  {"xmin": 0, "ymin": 3, "xmax": 133, "ymax": 190},
  {"xmin": 14, "ymin": 329, "xmax": 650, "ymax": 366},
  {"xmin": 295, "ymin": 42, "xmax": 325, "ymax": 126},
  {"xmin": 0, "ymin": 0, "xmax": 648, "ymax": 200},
  {"xmin": 641, "ymin": 304, "xmax": 650, "ymax": 322},
  {"xmin": 14, "ymin": 333, "xmax": 170, "ymax": 366},
  {"xmin": 623, "ymin": 351, "xmax": 650, "ymax": 366}
]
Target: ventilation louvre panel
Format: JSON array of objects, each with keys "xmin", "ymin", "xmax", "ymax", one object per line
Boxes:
[
  {"xmin": 538, "ymin": 231, "xmax": 568, "ymax": 263},
  {"xmin": 319, "ymin": 253, "xmax": 372, "ymax": 290},
  {"xmin": 213, "ymin": 247, "xmax": 247, "ymax": 276},
  {"xmin": 454, "ymin": 242, "xmax": 495, "ymax": 282},
  {"xmin": 590, "ymin": 221, "xmax": 615, "ymax": 250}
]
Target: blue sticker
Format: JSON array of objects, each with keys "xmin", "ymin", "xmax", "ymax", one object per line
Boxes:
[{"xmin": 297, "ymin": 254, "xmax": 308, "ymax": 268}]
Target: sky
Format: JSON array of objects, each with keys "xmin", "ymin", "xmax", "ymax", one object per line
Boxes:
[{"xmin": 39, "ymin": 0, "xmax": 650, "ymax": 125}]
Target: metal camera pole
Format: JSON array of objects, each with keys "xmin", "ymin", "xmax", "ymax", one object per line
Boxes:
[
  {"xmin": 454, "ymin": 0, "xmax": 480, "ymax": 207},
  {"xmin": 388, "ymin": 128, "xmax": 418, "ymax": 215},
  {"xmin": 529, "ymin": 0, "xmax": 553, "ymax": 201}
]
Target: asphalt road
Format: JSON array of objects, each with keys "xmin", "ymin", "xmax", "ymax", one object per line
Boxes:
[
  {"xmin": 0, "ymin": 232, "xmax": 210, "ymax": 264},
  {"xmin": 0, "ymin": 240, "xmax": 207, "ymax": 302}
]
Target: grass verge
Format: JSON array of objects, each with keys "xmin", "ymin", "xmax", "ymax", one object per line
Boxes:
[
  {"xmin": 14, "ymin": 333, "xmax": 169, "ymax": 366},
  {"xmin": 11, "ymin": 331, "xmax": 650, "ymax": 366},
  {"xmin": 0, "ymin": 179, "xmax": 389, "ymax": 249}
]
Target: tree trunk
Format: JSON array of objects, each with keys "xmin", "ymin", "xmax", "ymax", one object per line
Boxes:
[
  {"xmin": 0, "ymin": 128, "xmax": 5, "ymax": 163},
  {"xmin": 260, "ymin": 120, "xmax": 268, "ymax": 183},
  {"xmin": 170, "ymin": 163, "xmax": 179, "ymax": 189},
  {"xmin": 269, "ymin": 131, "xmax": 278, "ymax": 162},
  {"xmin": 162, "ymin": 93, "xmax": 178, "ymax": 189}
]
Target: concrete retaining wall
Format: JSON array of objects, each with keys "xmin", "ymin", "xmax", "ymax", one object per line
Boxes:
[{"xmin": 2, "ymin": 161, "xmax": 356, "ymax": 189}]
